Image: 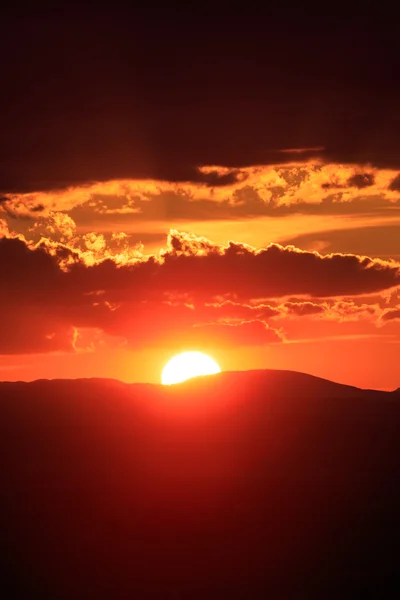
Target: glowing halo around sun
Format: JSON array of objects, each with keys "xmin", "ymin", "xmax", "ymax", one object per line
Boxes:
[{"xmin": 161, "ymin": 352, "xmax": 221, "ymax": 385}]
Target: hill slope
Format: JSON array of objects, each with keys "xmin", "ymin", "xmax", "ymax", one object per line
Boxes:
[{"xmin": 1, "ymin": 370, "xmax": 399, "ymax": 598}]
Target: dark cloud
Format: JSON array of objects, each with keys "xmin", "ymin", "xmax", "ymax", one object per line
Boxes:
[
  {"xmin": 159, "ymin": 232, "xmax": 400, "ymax": 299},
  {"xmin": 389, "ymin": 174, "xmax": 400, "ymax": 191},
  {"xmin": 196, "ymin": 170, "xmax": 247, "ymax": 187},
  {"xmin": 283, "ymin": 302, "xmax": 325, "ymax": 317},
  {"xmin": 2, "ymin": 232, "xmax": 400, "ymax": 304},
  {"xmin": 328, "ymin": 301, "xmax": 377, "ymax": 320},
  {"xmin": 347, "ymin": 173, "xmax": 375, "ymax": 188},
  {"xmin": 1, "ymin": 14, "xmax": 399, "ymax": 193},
  {"xmin": 202, "ymin": 301, "xmax": 279, "ymax": 321},
  {"xmin": 0, "ymin": 232, "xmax": 399, "ymax": 354},
  {"xmin": 321, "ymin": 173, "xmax": 375, "ymax": 190},
  {"xmin": 31, "ymin": 204, "xmax": 45, "ymax": 212},
  {"xmin": 381, "ymin": 308, "xmax": 400, "ymax": 322}
]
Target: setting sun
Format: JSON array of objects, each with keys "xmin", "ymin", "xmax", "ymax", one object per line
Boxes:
[{"xmin": 161, "ymin": 351, "xmax": 221, "ymax": 385}]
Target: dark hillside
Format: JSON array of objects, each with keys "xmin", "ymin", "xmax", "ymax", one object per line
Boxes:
[{"xmin": 1, "ymin": 370, "xmax": 399, "ymax": 598}]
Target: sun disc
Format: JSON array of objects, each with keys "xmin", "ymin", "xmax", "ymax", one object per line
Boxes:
[{"xmin": 161, "ymin": 351, "xmax": 221, "ymax": 385}]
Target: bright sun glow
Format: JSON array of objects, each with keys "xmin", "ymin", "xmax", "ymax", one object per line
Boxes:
[{"xmin": 161, "ymin": 351, "xmax": 221, "ymax": 385}]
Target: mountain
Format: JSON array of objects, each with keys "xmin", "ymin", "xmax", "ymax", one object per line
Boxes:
[{"xmin": 1, "ymin": 369, "xmax": 399, "ymax": 599}]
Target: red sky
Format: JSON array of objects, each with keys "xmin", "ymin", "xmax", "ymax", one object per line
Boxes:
[{"xmin": 1, "ymin": 11, "xmax": 400, "ymax": 389}]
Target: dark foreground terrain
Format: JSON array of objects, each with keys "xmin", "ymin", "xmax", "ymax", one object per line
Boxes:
[{"xmin": 1, "ymin": 369, "xmax": 399, "ymax": 598}]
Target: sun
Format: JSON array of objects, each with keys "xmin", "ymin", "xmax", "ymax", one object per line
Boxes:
[{"xmin": 161, "ymin": 351, "xmax": 221, "ymax": 385}]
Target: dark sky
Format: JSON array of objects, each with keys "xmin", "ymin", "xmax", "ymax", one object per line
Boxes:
[{"xmin": 1, "ymin": 10, "xmax": 400, "ymax": 192}]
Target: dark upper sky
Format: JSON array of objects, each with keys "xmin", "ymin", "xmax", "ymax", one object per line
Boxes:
[{"xmin": 1, "ymin": 9, "xmax": 400, "ymax": 192}]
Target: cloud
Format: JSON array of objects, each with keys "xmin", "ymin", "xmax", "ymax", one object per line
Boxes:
[
  {"xmin": 190, "ymin": 320, "xmax": 283, "ymax": 346},
  {"xmin": 389, "ymin": 174, "xmax": 400, "ymax": 191},
  {"xmin": 158, "ymin": 231, "xmax": 400, "ymax": 299},
  {"xmin": 278, "ymin": 146, "xmax": 325, "ymax": 155},
  {"xmin": 0, "ymin": 231, "xmax": 399, "ymax": 354},
  {"xmin": 381, "ymin": 308, "xmax": 400, "ymax": 322},
  {"xmin": 324, "ymin": 301, "xmax": 378, "ymax": 322},
  {"xmin": 195, "ymin": 167, "xmax": 248, "ymax": 187},
  {"xmin": 0, "ymin": 219, "xmax": 9, "ymax": 236},
  {"xmin": 347, "ymin": 173, "xmax": 375, "ymax": 188},
  {"xmin": 2, "ymin": 164, "xmax": 400, "ymax": 229},
  {"xmin": 3, "ymin": 230, "xmax": 400, "ymax": 303},
  {"xmin": 280, "ymin": 301, "xmax": 325, "ymax": 317},
  {"xmin": 202, "ymin": 300, "xmax": 279, "ymax": 321},
  {"xmin": 201, "ymin": 299, "xmax": 380, "ymax": 324},
  {"xmin": 29, "ymin": 212, "xmax": 77, "ymax": 241}
]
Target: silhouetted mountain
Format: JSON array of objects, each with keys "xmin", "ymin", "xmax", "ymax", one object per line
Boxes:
[{"xmin": 1, "ymin": 369, "xmax": 399, "ymax": 599}]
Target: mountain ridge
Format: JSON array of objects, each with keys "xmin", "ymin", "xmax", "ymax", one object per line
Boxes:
[
  {"xmin": 0, "ymin": 368, "xmax": 397, "ymax": 395},
  {"xmin": 1, "ymin": 367, "xmax": 400, "ymax": 598}
]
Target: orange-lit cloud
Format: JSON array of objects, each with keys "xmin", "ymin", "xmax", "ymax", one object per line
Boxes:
[
  {"xmin": 2, "ymin": 162, "xmax": 400, "ymax": 268},
  {"xmin": 2, "ymin": 163, "xmax": 400, "ymax": 222},
  {"xmin": 1, "ymin": 230, "xmax": 399, "ymax": 356}
]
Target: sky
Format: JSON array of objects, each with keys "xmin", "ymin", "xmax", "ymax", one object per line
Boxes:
[{"xmin": 1, "ymin": 10, "xmax": 400, "ymax": 389}]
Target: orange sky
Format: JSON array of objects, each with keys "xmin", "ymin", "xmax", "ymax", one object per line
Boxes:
[
  {"xmin": 1, "ymin": 161, "xmax": 400, "ymax": 389},
  {"xmin": 2, "ymin": 13, "xmax": 400, "ymax": 390}
]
